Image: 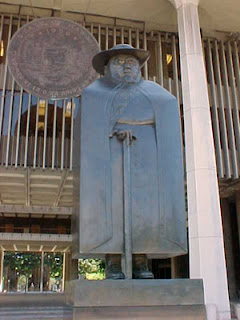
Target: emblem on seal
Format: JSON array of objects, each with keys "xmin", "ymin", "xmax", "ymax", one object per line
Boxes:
[{"xmin": 7, "ymin": 18, "xmax": 100, "ymax": 99}]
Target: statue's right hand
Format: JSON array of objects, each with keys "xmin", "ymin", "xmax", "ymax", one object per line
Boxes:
[
  {"xmin": 109, "ymin": 130, "xmax": 136, "ymax": 145},
  {"xmin": 117, "ymin": 130, "xmax": 132, "ymax": 141}
]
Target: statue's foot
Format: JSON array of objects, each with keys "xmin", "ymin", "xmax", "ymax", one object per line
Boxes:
[
  {"xmin": 106, "ymin": 267, "xmax": 125, "ymax": 280},
  {"xmin": 133, "ymin": 254, "xmax": 154, "ymax": 279},
  {"xmin": 133, "ymin": 269, "xmax": 154, "ymax": 279},
  {"xmin": 106, "ymin": 254, "xmax": 125, "ymax": 280}
]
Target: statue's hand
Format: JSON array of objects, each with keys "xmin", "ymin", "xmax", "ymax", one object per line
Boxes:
[
  {"xmin": 117, "ymin": 130, "xmax": 133, "ymax": 142},
  {"xmin": 109, "ymin": 130, "xmax": 136, "ymax": 145}
]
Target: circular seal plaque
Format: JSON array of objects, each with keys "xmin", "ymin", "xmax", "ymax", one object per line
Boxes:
[{"xmin": 7, "ymin": 18, "xmax": 100, "ymax": 99}]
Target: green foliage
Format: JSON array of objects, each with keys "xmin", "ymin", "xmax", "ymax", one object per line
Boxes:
[
  {"xmin": 4, "ymin": 252, "xmax": 40, "ymax": 277},
  {"xmin": 4, "ymin": 252, "xmax": 63, "ymax": 280},
  {"xmin": 4, "ymin": 253, "xmax": 106, "ymax": 283},
  {"xmin": 44, "ymin": 253, "xmax": 63, "ymax": 279},
  {"xmin": 78, "ymin": 259, "xmax": 105, "ymax": 280}
]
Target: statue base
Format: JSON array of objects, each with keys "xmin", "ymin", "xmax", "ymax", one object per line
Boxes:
[{"xmin": 65, "ymin": 279, "xmax": 206, "ymax": 319}]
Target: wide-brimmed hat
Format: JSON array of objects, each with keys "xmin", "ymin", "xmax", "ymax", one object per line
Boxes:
[{"xmin": 92, "ymin": 44, "xmax": 150, "ymax": 75}]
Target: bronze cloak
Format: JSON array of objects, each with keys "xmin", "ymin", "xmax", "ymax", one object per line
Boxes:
[{"xmin": 73, "ymin": 78, "xmax": 187, "ymax": 258}]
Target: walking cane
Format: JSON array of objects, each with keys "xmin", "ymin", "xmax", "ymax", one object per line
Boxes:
[
  {"xmin": 122, "ymin": 131, "xmax": 134, "ymax": 280},
  {"xmin": 110, "ymin": 130, "xmax": 135, "ymax": 279}
]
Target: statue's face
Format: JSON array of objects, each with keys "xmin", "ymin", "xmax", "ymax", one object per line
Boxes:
[{"xmin": 106, "ymin": 54, "xmax": 141, "ymax": 83}]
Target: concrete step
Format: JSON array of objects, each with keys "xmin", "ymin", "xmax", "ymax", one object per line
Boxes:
[{"xmin": 0, "ymin": 306, "xmax": 73, "ymax": 320}]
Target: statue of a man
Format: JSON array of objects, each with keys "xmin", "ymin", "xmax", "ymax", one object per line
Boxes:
[{"xmin": 73, "ymin": 44, "xmax": 187, "ymax": 279}]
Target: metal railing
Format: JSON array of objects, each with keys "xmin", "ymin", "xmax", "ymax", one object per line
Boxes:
[
  {"xmin": 0, "ymin": 14, "xmax": 182, "ymax": 171},
  {"xmin": 204, "ymin": 39, "xmax": 240, "ymax": 180},
  {"xmin": 0, "ymin": 11, "xmax": 239, "ymax": 182},
  {"xmin": 0, "ymin": 94, "xmax": 76, "ymax": 169}
]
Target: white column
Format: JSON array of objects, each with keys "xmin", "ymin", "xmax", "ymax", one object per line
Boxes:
[
  {"xmin": 0, "ymin": 250, "xmax": 4, "ymax": 292},
  {"xmin": 169, "ymin": 1, "xmax": 231, "ymax": 319}
]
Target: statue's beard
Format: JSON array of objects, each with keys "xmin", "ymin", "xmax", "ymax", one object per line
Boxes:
[
  {"xmin": 121, "ymin": 73, "xmax": 139, "ymax": 83},
  {"xmin": 108, "ymin": 71, "xmax": 141, "ymax": 83}
]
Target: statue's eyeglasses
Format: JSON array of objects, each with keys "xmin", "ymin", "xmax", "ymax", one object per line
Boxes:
[{"xmin": 113, "ymin": 57, "xmax": 138, "ymax": 66}]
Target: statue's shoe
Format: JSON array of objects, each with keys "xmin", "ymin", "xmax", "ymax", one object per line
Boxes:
[
  {"xmin": 132, "ymin": 254, "xmax": 154, "ymax": 279},
  {"xmin": 133, "ymin": 270, "xmax": 154, "ymax": 279},
  {"xmin": 106, "ymin": 270, "xmax": 125, "ymax": 280},
  {"xmin": 106, "ymin": 255, "xmax": 125, "ymax": 280}
]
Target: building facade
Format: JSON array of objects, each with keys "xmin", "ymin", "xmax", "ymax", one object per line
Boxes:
[{"xmin": 0, "ymin": 0, "xmax": 239, "ymax": 319}]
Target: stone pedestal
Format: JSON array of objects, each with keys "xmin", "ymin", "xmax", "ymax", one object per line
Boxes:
[{"xmin": 65, "ymin": 279, "xmax": 206, "ymax": 320}]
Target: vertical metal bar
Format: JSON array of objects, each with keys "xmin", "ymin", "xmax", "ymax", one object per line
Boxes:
[
  {"xmin": 15, "ymin": 87, "xmax": 23, "ymax": 168},
  {"xmin": 168, "ymin": 77, "xmax": 172, "ymax": 94},
  {"xmin": 5, "ymin": 16, "xmax": 21, "ymax": 167},
  {"xmin": 24, "ymin": 94, "xmax": 31, "ymax": 168},
  {"xmin": 40, "ymin": 251, "xmax": 44, "ymax": 292},
  {"xmin": 143, "ymin": 28, "xmax": 148, "ymax": 80},
  {"xmin": 233, "ymin": 42, "xmax": 240, "ymax": 100},
  {"xmin": 0, "ymin": 15, "xmax": 4, "ymax": 44},
  {"xmin": 206, "ymin": 40, "xmax": 224, "ymax": 178},
  {"xmin": 136, "ymin": 29, "xmax": 139, "ymax": 49},
  {"xmin": 213, "ymin": 41, "xmax": 231, "ymax": 178},
  {"xmin": 121, "ymin": 27, "xmax": 124, "ymax": 44},
  {"xmin": 113, "ymin": 26, "xmax": 117, "ymax": 46},
  {"xmin": 52, "ymin": 100, "xmax": 57, "ymax": 169},
  {"xmin": 105, "ymin": 26, "xmax": 109, "ymax": 50},
  {"xmin": 172, "ymin": 35, "xmax": 180, "ymax": 106},
  {"xmin": 90, "ymin": 23, "xmax": 93, "ymax": 35},
  {"xmin": 62, "ymin": 252, "xmax": 66, "ymax": 292},
  {"xmin": 42, "ymin": 100, "xmax": 48, "ymax": 169},
  {"xmin": 0, "ymin": 250, "xmax": 4, "ymax": 293},
  {"xmin": 5, "ymin": 82, "xmax": 14, "ymax": 168},
  {"xmin": 0, "ymin": 14, "xmax": 4, "ymax": 89},
  {"xmin": 219, "ymin": 40, "xmax": 238, "ymax": 178},
  {"xmin": 0, "ymin": 15, "xmax": 12, "ymax": 146},
  {"xmin": 128, "ymin": 28, "xmax": 132, "ymax": 46},
  {"xmin": 61, "ymin": 100, "xmax": 66, "ymax": 170},
  {"xmin": 33, "ymin": 98, "xmax": 40, "ymax": 168},
  {"xmin": 157, "ymin": 33, "xmax": 164, "ymax": 86},
  {"xmin": 226, "ymin": 41, "xmax": 240, "ymax": 172},
  {"xmin": 69, "ymin": 99, "xmax": 74, "ymax": 171},
  {"xmin": 98, "ymin": 24, "xmax": 101, "ymax": 48}
]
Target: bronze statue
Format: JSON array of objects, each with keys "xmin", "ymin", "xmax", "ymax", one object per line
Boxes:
[{"xmin": 73, "ymin": 44, "xmax": 187, "ymax": 279}]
